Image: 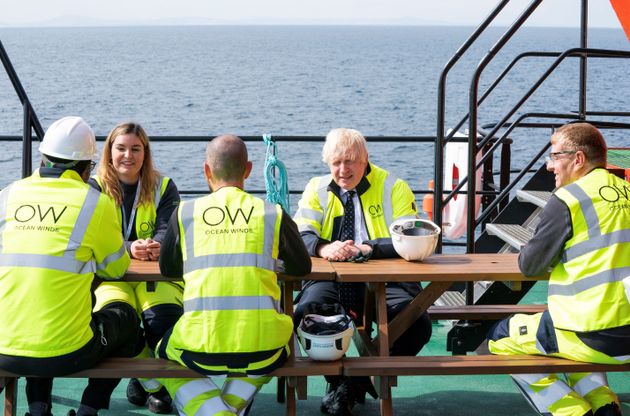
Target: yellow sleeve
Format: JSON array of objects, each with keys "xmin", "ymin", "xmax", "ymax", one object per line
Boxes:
[
  {"xmin": 392, "ymin": 178, "xmax": 419, "ymax": 221},
  {"xmin": 293, "ymin": 176, "xmax": 325, "ymax": 236}
]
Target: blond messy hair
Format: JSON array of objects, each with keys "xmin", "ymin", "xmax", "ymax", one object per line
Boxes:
[{"xmin": 321, "ymin": 128, "xmax": 368, "ymax": 165}]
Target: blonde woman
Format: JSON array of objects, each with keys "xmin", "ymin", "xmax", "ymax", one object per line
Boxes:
[{"xmin": 89, "ymin": 122, "xmax": 181, "ymax": 414}]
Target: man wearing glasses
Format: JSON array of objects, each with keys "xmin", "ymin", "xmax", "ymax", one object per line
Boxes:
[{"xmin": 488, "ymin": 123, "xmax": 630, "ymax": 416}]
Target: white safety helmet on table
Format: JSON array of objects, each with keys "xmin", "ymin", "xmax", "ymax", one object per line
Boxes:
[{"xmin": 389, "ymin": 218, "xmax": 441, "ymax": 261}]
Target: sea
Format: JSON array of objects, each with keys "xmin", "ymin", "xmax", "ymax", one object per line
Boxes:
[{"xmin": 0, "ymin": 25, "xmax": 629, "ymax": 208}]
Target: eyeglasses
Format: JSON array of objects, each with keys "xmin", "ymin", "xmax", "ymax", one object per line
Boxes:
[
  {"xmin": 545, "ymin": 150, "xmax": 576, "ymax": 164},
  {"xmin": 90, "ymin": 161, "xmax": 96, "ymax": 172}
]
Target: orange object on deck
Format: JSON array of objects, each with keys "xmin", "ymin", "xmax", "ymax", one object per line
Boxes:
[
  {"xmin": 422, "ymin": 179, "xmax": 435, "ymax": 221},
  {"xmin": 611, "ymin": 0, "xmax": 630, "ymax": 42}
]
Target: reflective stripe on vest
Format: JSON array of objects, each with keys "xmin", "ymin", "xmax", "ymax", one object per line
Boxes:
[
  {"xmin": 548, "ymin": 265, "xmax": 630, "ymax": 297},
  {"xmin": 183, "ymin": 295, "xmax": 280, "ymax": 313},
  {"xmin": 0, "ymin": 186, "xmax": 108, "ymax": 275}
]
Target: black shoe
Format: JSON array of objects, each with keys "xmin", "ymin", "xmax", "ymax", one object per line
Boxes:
[
  {"xmin": 320, "ymin": 379, "xmax": 343, "ymax": 415},
  {"xmin": 147, "ymin": 387, "xmax": 173, "ymax": 414},
  {"xmin": 126, "ymin": 378, "xmax": 149, "ymax": 407},
  {"xmin": 320, "ymin": 378, "xmax": 370, "ymax": 416},
  {"xmin": 66, "ymin": 410, "xmax": 97, "ymax": 416},
  {"xmin": 24, "ymin": 412, "xmax": 52, "ymax": 416},
  {"xmin": 594, "ymin": 402, "xmax": 622, "ymax": 416}
]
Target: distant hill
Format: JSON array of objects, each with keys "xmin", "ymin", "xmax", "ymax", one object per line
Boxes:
[{"xmin": 0, "ymin": 15, "xmax": 452, "ymax": 28}]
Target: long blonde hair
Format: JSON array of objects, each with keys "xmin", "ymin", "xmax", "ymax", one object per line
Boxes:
[{"xmin": 97, "ymin": 122, "xmax": 160, "ymax": 207}]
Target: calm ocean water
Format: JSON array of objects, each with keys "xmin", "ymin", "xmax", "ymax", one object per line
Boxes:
[{"xmin": 0, "ymin": 25, "xmax": 628, "ymax": 205}]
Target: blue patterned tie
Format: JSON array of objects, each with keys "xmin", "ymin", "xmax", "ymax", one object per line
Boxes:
[
  {"xmin": 340, "ymin": 191, "xmax": 355, "ymax": 242},
  {"xmin": 338, "ymin": 191, "xmax": 359, "ymax": 310}
]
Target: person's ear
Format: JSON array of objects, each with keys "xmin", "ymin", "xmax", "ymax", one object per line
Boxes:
[
  {"xmin": 574, "ymin": 150, "xmax": 586, "ymax": 168},
  {"xmin": 204, "ymin": 162, "xmax": 212, "ymax": 184},
  {"xmin": 243, "ymin": 161, "xmax": 253, "ymax": 180}
]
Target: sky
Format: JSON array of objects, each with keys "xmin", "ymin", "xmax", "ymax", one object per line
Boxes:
[{"xmin": 0, "ymin": 0, "xmax": 623, "ymax": 28}]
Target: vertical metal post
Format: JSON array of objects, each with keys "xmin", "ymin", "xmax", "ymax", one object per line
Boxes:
[
  {"xmin": 22, "ymin": 102, "xmax": 33, "ymax": 178},
  {"xmin": 579, "ymin": 0, "xmax": 588, "ymax": 119}
]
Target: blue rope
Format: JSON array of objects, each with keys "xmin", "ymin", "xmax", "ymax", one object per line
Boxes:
[{"xmin": 262, "ymin": 134, "xmax": 290, "ymax": 212}]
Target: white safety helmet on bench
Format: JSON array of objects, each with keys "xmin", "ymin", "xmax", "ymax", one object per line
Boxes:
[{"xmin": 297, "ymin": 303, "xmax": 354, "ymax": 361}]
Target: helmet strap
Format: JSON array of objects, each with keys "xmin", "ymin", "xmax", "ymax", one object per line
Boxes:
[{"xmin": 42, "ymin": 155, "xmax": 80, "ymax": 170}]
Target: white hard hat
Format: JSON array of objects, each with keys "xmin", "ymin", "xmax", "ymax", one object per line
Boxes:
[
  {"xmin": 297, "ymin": 305, "xmax": 354, "ymax": 361},
  {"xmin": 390, "ymin": 218, "xmax": 441, "ymax": 262},
  {"xmin": 39, "ymin": 116, "xmax": 98, "ymax": 161}
]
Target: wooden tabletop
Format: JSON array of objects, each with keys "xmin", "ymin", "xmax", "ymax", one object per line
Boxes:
[
  {"xmin": 122, "ymin": 256, "xmax": 336, "ymax": 282},
  {"xmin": 331, "ymin": 253, "xmax": 548, "ymax": 282}
]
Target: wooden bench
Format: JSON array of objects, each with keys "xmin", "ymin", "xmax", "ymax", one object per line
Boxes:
[
  {"xmin": 343, "ymin": 354, "xmax": 630, "ymax": 377},
  {"xmin": 427, "ymin": 304, "xmax": 547, "ymax": 320},
  {"xmin": 0, "ymin": 357, "xmax": 342, "ymax": 416}
]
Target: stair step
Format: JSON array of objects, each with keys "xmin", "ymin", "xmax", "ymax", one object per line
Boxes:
[
  {"xmin": 434, "ymin": 290, "xmax": 465, "ymax": 307},
  {"xmin": 516, "ymin": 190, "xmax": 553, "ymax": 208},
  {"xmin": 485, "ymin": 224, "xmax": 533, "ymax": 250}
]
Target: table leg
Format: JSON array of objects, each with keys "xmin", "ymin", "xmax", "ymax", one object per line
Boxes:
[
  {"xmin": 372, "ymin": 283, "xmax": 394, "ymax": 415},
  {"xmin": 3, "ymin": 377, "xmax": 17, "ymax": 416},
  {"xmin": 386, "ymin": 281, "xmax": 453, "ymax": 348}
]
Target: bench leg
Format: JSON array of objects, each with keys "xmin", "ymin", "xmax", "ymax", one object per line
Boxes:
[
  {"xmin": 3, "ymin": 377, "xmax": 17, "ymax": 416},
  {"xmin": 276, "ymin": 376, "xmax": 286, "ymax": 403},
  {"xmin": 379, "ymin": 395, "xmax": 393, "ymax": 416},
  {"xmin": 284, "ymin": 377, "xmax": 296, "ymax": 416}
]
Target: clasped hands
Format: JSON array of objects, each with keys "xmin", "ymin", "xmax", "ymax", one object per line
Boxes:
[
  {"xmin": 130, "ymin": 238, "xmax": 161, "ymax": 261},
  {"xmin": 317, "ymin": 240, "xmax": 372, "ymax": 262}
]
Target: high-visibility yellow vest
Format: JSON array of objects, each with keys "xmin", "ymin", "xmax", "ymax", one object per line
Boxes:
[
  {"xmin": 0, "ymin": 169, "xmax": 130, "ymax": 357},
  {"xmin": 166, "ymin": 187, "xmax": 292, "ymax": 373},
  {"xmin": 549, "ymin": 168, "xmax": 630, "ymax": 332},
  {"xmin": 294, "ymin": 163, "xmax": 417, "ymax": 240},
  {"xmin": 93, "ymin": 175, "xmax": 170, "ymax": 240}
]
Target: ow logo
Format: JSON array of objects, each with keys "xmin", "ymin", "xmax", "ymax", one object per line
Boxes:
[
  {"xmin": 14, "ymin": 204, "xmax": 67, "ymax": 223},
  {"xmin": 368, "ymin": 204, "xmax": 383, "ymax": 218},
  {"xmin": 139, "ymin": 221, "xmax": 155, "ymax": 238},
  {"xmin": 203, "ymin": 206, "xmax": 254, "ymax": 226},
  {"xmin": 599, "ymin": 184, "xmax": 630, "ymax": 203}
]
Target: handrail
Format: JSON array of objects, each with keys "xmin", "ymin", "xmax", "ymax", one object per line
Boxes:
[
  {"xmin": 0, "ymin": 40, "xmax": 45, "ymax": 178},
  {"xmin": 443, "ymin": 48, "xmax": 630, "ymax": 214},
  {"xmin": 434, "ymin": 0, "xmax": 512, "ymax": 252},
  {"xmin": 466, "ymin": 0, "xmax": 543, "ymax": 253}
]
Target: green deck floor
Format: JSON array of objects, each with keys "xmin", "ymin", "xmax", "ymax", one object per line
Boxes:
[{"xmin": 3, "ymin": 281, "xmax": 630, "ymax": 415}]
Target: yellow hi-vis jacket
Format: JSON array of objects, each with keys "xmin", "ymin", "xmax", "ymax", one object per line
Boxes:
[
  {"xmin": 165, "ymin": 187, "xmax": 292, "ymax": 373},
  {"xmin": 549, "ymin": 168, "xmax": 630, "ymax": 332},
  {"xmin": 294, "ymin": 163, "xmax": 417, "ymax": 240},
  {"xmin": 0, "ymin": 169, "xmax": 130, "ymax": 357},
  {"xmin": 93, "ymin": 175, "xmax": 170, "ymax": 240}
]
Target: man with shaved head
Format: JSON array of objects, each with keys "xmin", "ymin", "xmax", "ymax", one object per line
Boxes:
[{"xmin": 157, "ymin": 134, "xmax": 311, "ymax": 416}]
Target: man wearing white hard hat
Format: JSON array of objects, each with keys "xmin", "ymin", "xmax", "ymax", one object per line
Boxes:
[
  {"xmin": 293, "ymin": 128, "xmax": 433, "ymax": 416},
  {"xmin": 0, "ymin": 116, "xmax": 143, "ymax": 416}
]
